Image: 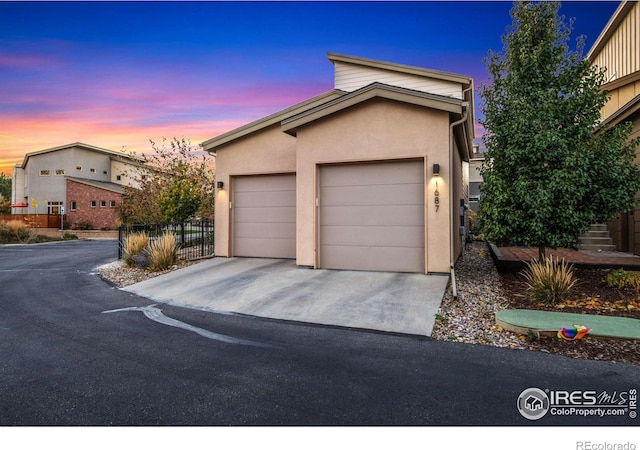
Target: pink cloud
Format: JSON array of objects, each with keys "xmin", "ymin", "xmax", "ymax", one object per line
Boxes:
[{"xmin": 0, "ymin": 52, "xmax": 62, "ymax": 69}]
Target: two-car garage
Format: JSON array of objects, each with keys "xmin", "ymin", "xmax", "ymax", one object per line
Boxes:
[
  {"xmin": 231, "ymin": 159, "xmax": 426, "ymax": 273},
  {"xmin": 208, "ymin": 53, "xmax": 474, "ymax": 276}
]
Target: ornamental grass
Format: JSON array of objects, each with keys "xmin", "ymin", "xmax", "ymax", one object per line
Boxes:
[
  {"xmin": 146, "ymin": 233, "xmax": 179, "ymax": 271},
  {"xmin": 521, "ymin": 256, "xmax": 577, "ymax": 305},
  {"xmin": 122, "ymin": 231, "xmax": 149, "ymax": 267}
]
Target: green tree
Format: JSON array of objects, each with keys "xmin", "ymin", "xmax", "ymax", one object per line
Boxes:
[
  {"xmin": 0, "ymin": 173, "xmax": 11, "ymax": 214},
  {"xmin": 479, "ymin": 1, "xmax": 640, "ymax": 260},
  {"xmin": 0, "ymin": 173, "xmax": 10, "ymax": 199},
  {"xmin": 118, "ymin": 137, "xmax": 215, "ymax": 224}
]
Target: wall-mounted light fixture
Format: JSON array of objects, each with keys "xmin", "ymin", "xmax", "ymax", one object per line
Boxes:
[
  {"xmin": 217, "ymin": 181, "xmax": 224, "ymax": 189},
  {"xmin": 432, "ymin": 164, "xmax": 440, "ymax": 177}
]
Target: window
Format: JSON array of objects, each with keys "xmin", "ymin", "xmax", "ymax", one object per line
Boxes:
[
  {"xmin": 70, "ymin": 201, "xmax": 77, "ymax": 211},
  {"xmin": 103, "ymin": 170, "xmax": 108, "ymax": 175},
  {"xmin": 47, "ymin": 201, "xmax": 63, "ymax": 215},
  {"xmin": 76, "ymin": 165, "xmax": 82, "ymax": 171},
  {"xmin": 55, "ymin": 169, "xmax": 65, "ymax": 176},
  {"xmin": 116, "ymin": 175, "xmax": 122, "ymax": 181},
  {"xmin": 39, "ymin": 170, "xmax": 50, "ymax": 176},
  {"xmin": 90, "ymin": 168, "xmax": 96, "ymax": 173},
  {"xmin": 100, "ymin": 200, "xmax": 106, "ymax": 208},
  {"xmin": 110, "ymin": 200, "xmax": 116, "ymax": 208},
  {"xmin": 90, "ymin": 201, "xmax": 96, "ymax": 208}
]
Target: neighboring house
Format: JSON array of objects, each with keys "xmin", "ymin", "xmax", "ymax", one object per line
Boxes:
[
  {"xmin": 587, "ymin": 0, "xmax": 640, "ymax": 254},
  {"xmin": 468, "ymin": 144, "xmax": 483, "ymax": 213},
  {"xmin": 203, "ymin": 52, "xmax": 475, "ymax": 274},
  {"xmin": 11, "ymin": 142, "xmax": 145, "ymax": 229}
]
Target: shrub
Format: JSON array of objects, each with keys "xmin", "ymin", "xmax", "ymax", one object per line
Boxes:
[
  {"xmin": 0, "ymin": 220, "xmax": 32, "ymax": 244},
  {"xmin": 62, "ymin": 232, "xmax": 78, "ymax": 240},
  {"xmin": 74, "ymin": 220, "xmax": 94, "ymax": 230},
  {"xmin": 521, "ymin": 256, "xmax": 576, "ymax": 304},
  {"xmin": 146, "ymin": 233, "xmax": 179, "ymax": 271},
  {"xmin": 122, "ymin": 232, "xmax": 149, "ymax": 267},
  {"xmin": 605, "ymin": 269, "xmax": 640, "ymax": 291}
]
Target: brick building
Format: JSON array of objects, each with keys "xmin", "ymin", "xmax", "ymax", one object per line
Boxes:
[
  {"xmin": 65, "ymin": 178, "xmax": 124, "ymax": 230},
  {"xmin": 11, "ymin": 142, "xmax": 146, "ymax": 229}
]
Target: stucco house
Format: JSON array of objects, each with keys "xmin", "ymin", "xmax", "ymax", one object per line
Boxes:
[
  {"xmin": 11, "ymin": 142, "xmax": 145, "ymax": 229},
  {"xmin": 587, "ymin": 0, "xmax": 640, "ymax": 254},
  {"xmin": 203, "ymin": 53, "xmax": 474, "ymax": 274}
]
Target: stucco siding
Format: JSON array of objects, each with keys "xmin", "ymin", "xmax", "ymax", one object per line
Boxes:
[
  {"xmin": 214, "ymin": 124, "xmax": 297, "ymax": 257},
  {"xmin": 334, "ymin": 60, "xmax": 462, "ymax": 99},
  {"xmin": 294, "ymin": 98, "xmax": 451, "ymax": 273},
  {"xmin": 22, "ymin": 146, "xmax": 113, "ymax": 213}
]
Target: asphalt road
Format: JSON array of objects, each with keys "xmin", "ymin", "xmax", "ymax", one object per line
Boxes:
[{"xmin": 0, "ymin": 240, "xmax": 638, "ymax": 426}]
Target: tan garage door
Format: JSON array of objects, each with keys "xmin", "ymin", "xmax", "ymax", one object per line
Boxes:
[
  {"xmin": 233, "ymin": 174, "xmax": 296, "ymax": 259},
  {"xmin": 319, "ymin": 160, "xmax": 425, "ymax": 273}
]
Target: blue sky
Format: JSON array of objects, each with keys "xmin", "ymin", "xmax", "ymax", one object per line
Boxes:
[{"xmin": 0, "ymin": 1, "xmax": 620, "ymax": 174}]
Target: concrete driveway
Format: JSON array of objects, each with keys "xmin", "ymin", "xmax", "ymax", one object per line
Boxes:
[{"xmin": 123, "ymin": 257, "xmax": 449, "ymax": 336}]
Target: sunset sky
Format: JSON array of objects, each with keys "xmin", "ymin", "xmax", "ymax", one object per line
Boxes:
[{"xmin": 0, "ymin": 1, "xmax": 619, "ymax": 176}]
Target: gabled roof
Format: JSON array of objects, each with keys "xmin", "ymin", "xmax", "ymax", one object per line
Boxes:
[
  {"xmin": 327, "ymin": 52, "xmax": 473, "ymax": 89},
  {"xmin": 586, "ymin": 0, "xmax": 636, "ymax": 61},
  {"xmin": 281, "ymin": 82, "xmax": 466, "ymax": 137},
  {"xmin": 66, "ymin": 176, "xmax": 125, "ymax": 195},
  {"xmin": 202, "ymin": 90, "xmax": 345, "ymax": 153},
  {"xmin": 18, "ymin": 142, "xmax": 141, "ymax": 169}
]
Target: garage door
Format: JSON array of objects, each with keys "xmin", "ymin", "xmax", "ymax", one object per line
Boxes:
[
  {"xmin": 319, "ymin": 160, "xmax": 425, "ymax": 273},
  {"xmin": 233, "ymin": 174, "xmax": 296, "ymax": 259}
]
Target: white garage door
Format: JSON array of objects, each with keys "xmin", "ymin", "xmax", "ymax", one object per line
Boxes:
[
  {"xmin": 319, "ymin": 160, "xmax": 425, "ymax": 273},
  {"xmin": 232, "ymin": 174, "xmax": 296, "ymax": 259}
]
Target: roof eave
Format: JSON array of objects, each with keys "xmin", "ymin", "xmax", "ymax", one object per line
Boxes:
[
  {"xmin": 327, "ymin": 52, "xmax": 473, "ymax": 89},
  {"xmin": 281, "ymin": 83, "xmax": 464, "ymax": 137},
  {"xmin": 586, "ymin": 1, "xmax": 635, "ymax": 61},
  {"xmin": 21, "ymin": 142, "xmax": 140, "ymax": 169},
  {"xmin": 201, "ymin": 89, "xmax": 345, "ymax": 152},
  {"xmin": 599, "ymin": 93, "xmax": 640, "ymax": 129}
]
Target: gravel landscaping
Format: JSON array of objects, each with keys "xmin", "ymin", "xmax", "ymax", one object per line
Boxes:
[
  {"xmin": 432, "ymin": 241, "xmax": 639, "ymax": 365},
  {"xmin": 99, "ymin": 242, "xmax": 639, "ymax": 365}
]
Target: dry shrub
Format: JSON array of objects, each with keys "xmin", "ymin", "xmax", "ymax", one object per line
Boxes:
[
  {"xmin": 147, "ymin": 233, "xmax": 179, "ymax": 271},
  {"xmin": 123, "ymin": 232, "xmax": 149, "ymax": 267},
  {"xmin": 521, "ymin": 256, "xmax": 577, "ymax": 304},
  {"xmin": 0, "ymin": 220, "xmax": 32, "ymax": 243}
]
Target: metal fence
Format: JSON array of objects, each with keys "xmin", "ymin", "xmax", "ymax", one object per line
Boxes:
[{"xmin": 118, "ymin": 220, "xmax": 214, "ymax": 261}]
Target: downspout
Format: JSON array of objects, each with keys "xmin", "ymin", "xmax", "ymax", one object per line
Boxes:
[{"xmin": 449, "ymin": 92, "xmax": 470, "ymax": 300}]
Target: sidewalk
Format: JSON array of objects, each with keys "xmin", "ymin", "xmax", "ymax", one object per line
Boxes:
[{"xmin": 489, "ymin": 244, "xmax": 640, "ymax": 272}]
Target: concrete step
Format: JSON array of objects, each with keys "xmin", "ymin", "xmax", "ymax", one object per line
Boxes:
[
  {"xmin": 582, "ymin": 231, "xmax": 611, "ymax": 238},
  {"xmin": 578, "ymin": 243, "xmax": 617, "ymax": 252},
  {"xmin": 578, "ymin": 236, "xmax": 614, "ymax": 245},
  {"xmin": 578, "ymin": 223, "xmax": 615, "ymax": 252},
  {"xmin": 588, "ymin": 223, "xmax": 608, "ymax": 232}
]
